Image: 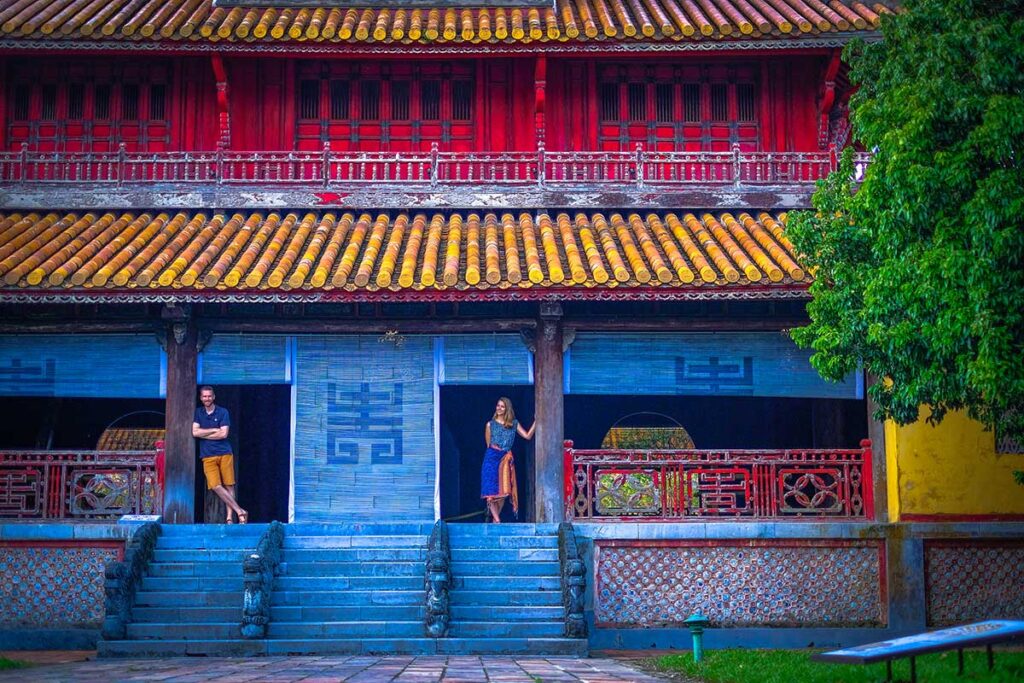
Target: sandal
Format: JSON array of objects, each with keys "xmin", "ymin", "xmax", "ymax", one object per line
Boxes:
[
  {"xmin": 225, "ymin": 515, "xmax": 235, "ymax": 524},
  {"xmin": 237, "ymin": 510, "xmax": 249, "ymax": 525}
]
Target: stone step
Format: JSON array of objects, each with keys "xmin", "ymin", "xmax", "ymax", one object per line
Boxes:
[
  {"xmin": 131, "ymin": 606, "xmax": 240, "ymax": 623},
  {"xmin": 286, "ymin": 523, "xmax": 435, "ymax": 536},
  {"xmin": 147, "ymin": 562, "xmax": 242, "ymax": 578},
  {"xmin": 451, "ymin": 576, "xmax": 560, "ymax": 591},
  {"xmin": 158, "ymin": 523, "xmax": 268, "ymax": 536},
  {"xmin": 272, "ymin": 590, "xmax": 423, "ymax": 607},
  {"xmin": 275, "ymin": 576, "xmax": 422, "ymax": 591},
  {"xmin": 156, "ymin": 536, "xmax": 259, "ymax": 550},
  {"xmin": 280, "ymin": 561, "xmax": 422, "ymax": 577},
  {"xmin": 283, "ymin": 535, "xmax": 427, "ymax": 549},
  {"xmin": 449, "ymin": 561, "xmax": 559, "ymax": 577},
  {"xmin": 451, "ymin": 548, "xmax": 558, "ymax": 563},
  {"xmin": 99, "ymin": 637, "xmax": 586, "ymax": 658},
  {"xmin": 450, "ymin": 591, "xmax": 561, "ymax": 607},
  {"xmin": 447, "ymin": 523, "xmax": 559, "ymax": 536},
  {"xmin": 267, "ymin": 621, "xmax": 424, "ymax": 639},
  {"xmin": 126, "ymin": 622, "xmax": 241, "ymax": 640},
  {"xmin": 448, "ymin": 536, "xmax": 558, "ymax": 549},
  {"xmin": 450, "ymin": 605, "xmax": 564, "ymax": 621},
  {"xmin": 448, "ymin": 621, "xmax": 565, "ymax": 638},
  {"xmin": 153, "ymin": 549, "xmax": 251, "ymax": 563},
  {"xmin": 265, "ymin": 638, "xmax": 438, "ymax": 656},
  {"xmin": 134, "ymin": 591, "xmax": 243, "ymax": 608},
  {"xmin": 141, "ymin": 576, "xmax": 244, "ymax": 592},
  {"xmin": 98, "ymin": 639, "xmax": 267, "ymax": 658},
  {"xmin": 270, "ymin": 605, "xmax": 424, "ymax": 622},
  {"xmin": 282, "ymin": 548, "xmax": 426, "ymax": 563}
]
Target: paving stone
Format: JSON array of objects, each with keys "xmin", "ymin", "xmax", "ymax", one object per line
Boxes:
[{"xmin": 0, "ymin": 656, "xmax": 668, "ymax": 682}]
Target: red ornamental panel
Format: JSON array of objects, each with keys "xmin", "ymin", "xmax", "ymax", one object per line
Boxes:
[
  {"xmin": 563, "ymin": 440, "xmax": 873, "ymax": 521},
  {"xmin": 0, "ymin": 450, "xmax": 162, "ymax": 520}
]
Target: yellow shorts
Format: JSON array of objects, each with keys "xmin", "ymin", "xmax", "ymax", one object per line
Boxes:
[{"xmin": 202, "ymin": 454, "xmax": 235, "ymax": 489}]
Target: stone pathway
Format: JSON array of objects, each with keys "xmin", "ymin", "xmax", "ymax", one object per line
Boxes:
[{"xmin": 0, "ymin": 655, "xmax": 669, "ymax": 682}]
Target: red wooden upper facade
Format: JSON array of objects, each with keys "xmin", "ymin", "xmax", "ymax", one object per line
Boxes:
[{"xmin": 2, "ymin": 53, "xmax": 845, "ymax": 156}]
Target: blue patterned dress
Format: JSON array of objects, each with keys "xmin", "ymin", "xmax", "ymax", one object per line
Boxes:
[{"xmin": 481, "ymin": 418, "xmax": 517, "ymax": 499}]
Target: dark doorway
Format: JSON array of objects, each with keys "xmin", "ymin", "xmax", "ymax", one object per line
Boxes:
[
  {"xmin": 0, "ymin": 396, "xmax": 165, "ymax": 448},
  {"xmin": 564, "ymin": 394, "xmax": 868, "ymax": 450},
  {"xmin": 440, "ymin": 385, "xmax": 534, "ymax": 523},
  {"xmin": 193, "ymin": 384, "xmax": 291, "ymax": 524}
]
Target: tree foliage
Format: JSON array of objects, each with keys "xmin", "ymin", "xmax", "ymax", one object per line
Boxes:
[{"xmin": 787, "ymin": 0, "xmax": 1024, "ymax": 442}]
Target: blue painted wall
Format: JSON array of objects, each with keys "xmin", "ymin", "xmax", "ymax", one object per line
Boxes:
[
  {"xmin": 568, "ymin": 332, "xmax": 861, "ymax": 399},
  {"xmin": 0, "ymin": 334, "xmax": 162, "ymax": 398},
  {"xmin": 293, "ymin": 335, "xmax": 435, "ymax": 521},
  {"xmin": 199, "ymin": 334, "xmax": 292, "ymax": 385},
  {"xmin": 437, "ymin": 334, "xmax": 532, "ymax": 385}
]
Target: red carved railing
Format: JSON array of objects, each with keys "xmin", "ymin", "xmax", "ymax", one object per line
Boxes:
[
  {"xmin": 0, "ymin": 142, "xmax": 871, "ymax": 188},
  {"xmin": 563, "ymin": 439, "xmax": 874, "ymax": 522},
  {"xmin": 0, "ymin": 447, "xmax": 163, "ymax": 520}
]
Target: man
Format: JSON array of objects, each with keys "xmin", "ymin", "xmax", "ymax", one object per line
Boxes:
[{"xmin": 192, "ymin": 386, "xmax": 247, "ymax": 524}]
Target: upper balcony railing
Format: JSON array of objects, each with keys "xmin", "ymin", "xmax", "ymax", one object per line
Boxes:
[{"xmin": 0, "ymin": 142, "xmax": 871, "ymax": 189}]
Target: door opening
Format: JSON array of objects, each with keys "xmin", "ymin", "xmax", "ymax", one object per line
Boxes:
[{"xmin": 439, "ymin": 385, "xmax": 534, "ymax": 523}]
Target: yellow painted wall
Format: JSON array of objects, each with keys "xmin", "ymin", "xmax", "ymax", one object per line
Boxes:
[{"xmin": 885, "ymin": 409, "xmax": 1024, "ymax": 519}]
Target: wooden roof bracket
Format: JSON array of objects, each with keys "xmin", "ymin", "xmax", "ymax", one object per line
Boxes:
[{"xmin": 211, "ymin": 53, "xmax": 231, "ymax": 150}]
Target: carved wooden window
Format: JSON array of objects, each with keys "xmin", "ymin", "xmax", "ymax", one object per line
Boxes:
[
  {"xmin": 597, "ymin": 63, "xmax": 760, "ymax": 152},
  {"xmin": 5, "ymin": 60, "xmax": 171, "ymax": 153},
  {"xmin": 295, "ymin": 61, "xmax": 475, "ymax": 152}
]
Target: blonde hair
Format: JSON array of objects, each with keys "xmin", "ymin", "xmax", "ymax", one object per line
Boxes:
[{"xmin": 493, "ymin": 396, "xmax": 516, "ymax": 428}]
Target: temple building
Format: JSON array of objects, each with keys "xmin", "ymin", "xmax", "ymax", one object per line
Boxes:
[{"xmin": 0, "ymin": 0, "xmax": 1021, "ymax": 657}]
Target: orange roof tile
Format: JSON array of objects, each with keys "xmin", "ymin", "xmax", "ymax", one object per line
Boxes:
[
  {"xmin": 0, "ymin": 0, "xmax": 895, "ymax": 46},
  {"xmin": 0, "ymin": 210, "xmax": 807, "ymax": 301}
]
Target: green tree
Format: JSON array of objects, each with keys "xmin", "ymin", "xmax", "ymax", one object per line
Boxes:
[{"xmin": 787, "ymin": 0, "xmax": 1024, "ymax": 443}]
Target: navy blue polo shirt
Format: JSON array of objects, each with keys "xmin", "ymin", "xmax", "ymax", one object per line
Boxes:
[{"xmin": 194, "ymin": 405, "xmax": 232, "ymax": 458}]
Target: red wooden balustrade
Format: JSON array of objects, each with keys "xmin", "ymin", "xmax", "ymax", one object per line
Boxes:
[
  {"xmin": 0, "ymin": 444, "xmax": 164, "ymax": 520},
  {"xmin": 563, "ymin": 439, "xmax": 874, "ymax": 522},
  {"xmin": 0, "ymin": 143, "xmax": 871, "ymax": 188}
]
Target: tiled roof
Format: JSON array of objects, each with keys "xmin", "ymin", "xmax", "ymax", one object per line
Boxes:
[
  {"xmin": 0, "ymin": 210, "xmax": 806, "ymax": 300},
  {"xmin": 0, "ymin": 0, "xmax": 894, "ymax": 46}
]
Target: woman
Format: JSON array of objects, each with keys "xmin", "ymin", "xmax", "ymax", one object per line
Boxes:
[{"xmin": 481, "ymin": 397, "xmax": 535, "ymax": 523}]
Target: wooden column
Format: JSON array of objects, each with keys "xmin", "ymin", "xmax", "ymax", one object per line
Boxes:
[
  {"xmin": 211, "ymin": 53, "xmax": 231, "ymax": 149},
  {"xmin": 533, "ymin": 303, "xmax": 564, "ymax": 523},
  {"xmin": 162, "ymin": 308, "xmax": 197, "ymax": 524},
  {"xmin": 534, "ymin": 55, "xmax": 547, "ymax": 146}
]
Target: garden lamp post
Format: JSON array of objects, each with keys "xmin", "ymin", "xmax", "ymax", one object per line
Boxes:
[{"xmin": 684, "ymin": 613, "xmax": 710, "ymax": 663}]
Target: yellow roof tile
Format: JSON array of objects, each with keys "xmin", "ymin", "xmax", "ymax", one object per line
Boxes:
[
  {"xmin": 0, "ymin": 209, "xmax": 810, "ymax": 300},
  {"xmin": 0, "ymin": 0, "xmax": 895, "ymax": 46}
]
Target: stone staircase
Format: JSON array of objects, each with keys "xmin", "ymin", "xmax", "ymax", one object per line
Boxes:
[
  {"xmin": 267, "ymin": 522, "xmax": 433, "ymax": 655},
  {"xmin": 98, "ymin": 522, "xmax": 587, "ymax": 657},
  {"xmin": 445, "ymin": 523, "xmax": 587, "ymax": 655},
  {"xmin": 98, "ymin": 523, "xmax": 266, "ymax": 657}
]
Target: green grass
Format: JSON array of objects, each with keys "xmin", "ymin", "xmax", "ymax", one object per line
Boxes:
[
  {"xmin": 0, "ymin": 657, "xmax": 30, "ymax": 670},
  {"xmin": 654, "ymin": 648, "xmax": 1024, "ymax": 683}
]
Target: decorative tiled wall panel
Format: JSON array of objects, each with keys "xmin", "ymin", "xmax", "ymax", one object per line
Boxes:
[
  {"xmin": 293, "ymin": 335, "xmax": 435, "ymax": 522},
  {"xmin": 595, "ymin": 540, "xmax": 885, "ymax": 628},
  {"xmin": 0, "ymin": 542, "xmax": 122, "ymax": 627},
  {"xmin": 569, "ymin": 332, "xmax": 862, "ymax": 398},
  {"xmin": 925, "ymin": 541, "xmax": 1024, "ymax": 627},
  {"xmin": 0, "ymin": 334, "xmax": 162, "ymax": 398}
]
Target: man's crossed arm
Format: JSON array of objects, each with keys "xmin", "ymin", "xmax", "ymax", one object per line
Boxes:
[{"xmin": 192, "ymin": 423, "xmax": 229, "ymax": 440}]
